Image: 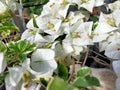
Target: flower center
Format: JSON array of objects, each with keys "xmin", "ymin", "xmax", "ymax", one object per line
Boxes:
[
  {"xmin": 62, "ymin": 0, "xmax": 69, "ymax": 5},
  {"xmin": 42, "ymin": 42, "xmax": 52, "ymax": 48},
  {"xmin": 48, "ymin": 22, "xmax": 55, "ymax": 30},
  {"xmin": 71, "ymin": 32, "xmax": 80, "ymax": 38},
  {"xmin": 50, "ymin": 3, "xmax": 55, "ymax": 8},
  {"xmin": 29, "ymin": 30, "xmax": 36, "ymax": 35},
  {"xmin": 106, "ymin": 17, "xmax": 115, "ymax": 26},
  {"xmin": 81, "ymin": 0, "xmax": 89, "ymax": 4},
  {"xmin": 22, "ymin": 71, "xmax": 31, "ymax": 88},
  {"xmin": 112, "ymin": 3, "xmax": 117, "ymax": 10}
]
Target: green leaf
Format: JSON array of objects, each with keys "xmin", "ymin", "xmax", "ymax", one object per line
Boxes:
[
  {"xmin": 6, "ymin": 40, "xmax": 36, "ymax": 64},
  {"xmin": 19, "ymin": 54, "xmax": 27, "ymax": 62},
  {"xmin": 0, "ymin": 72, "xmax": 8, "ymax": 85},
  {"xmin": 89, "ymin": 15, "xmax": 98, "ymax": 23},
  {"xmin": 33, "ymin": 15, "xmax": 39, "ymax": 28},
  {"xmin": 72, "ymin": 77, "xmax": 88, "ymax": 88},
  {"xmin": 19, "ymin": 39, "xmax": 28, "ymax": 52},
  {"xmin": 8, "ymin": 41, "xmax": 20, "ymax": 52},
  {"xmin": 73, "ymin": 75, "xmax": 100, "ymax": 88},
  {"xmin": 77, "ymin": 67, "xmax": 91, "ymax": 77},
  {"xmin": 40, "ymin": 78, "xmax": 49, "ymax": 87},
  {"xmin": 47, "ymin": 77, "xmax": 77, "ymax": 90},
  {"xmin": 0, "ymin": 9, "xmax": 13, "ymax": 22},
  {"xmin": 57, "ymin": 62, "xmax": 68, "ymax": 81},
  {"xmin": 85, "ymin": 75, "xmax": 100, "ymax": 86},
  {"xmin": 24, "ymin": 43, "xmax": 36, "ymax": 54},
  {"xmin": 0, "ymin": 40, "xmax": 7, "ymax": 52}
]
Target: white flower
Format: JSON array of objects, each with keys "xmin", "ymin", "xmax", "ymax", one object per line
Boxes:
[
  {"xmin": 26, "ymin": 17, "xmax": 42, "ymax": 33},
  {"xmin": 5, "ymin": 74, "xmax": 40, "ymax": 90},
  {"xmin": 28, "ymin": 15, "xmax": 63, "ymax": 40},
  {"xmin": 30, "ymin": 49, "xmax": 57, "ymax": 77},
  {"xmin": 108, "ymin": 0, "xmax": 120, "ymax": 11},
  {"xmin": 72, "ymin": 22, "xmax": 93, "ymax": 46},
  {"xmin": 40, "ymin": 1, "xmax": 70, "ymax": 19},
  {"xmin": 0, "ymin": 52, "xmax": 7, "ymax": 74},
  {"xmin": 93, "ymin": 12, "xmax": 117, "ymax": 42},
  {"xmin": 5, "ymin": 49, "xmax": 57, "ymax": 88},
  {"xmin": 79, "ymin": 0, "xmax": 95, "ymax": 12},
  {"xmin": 62, "ymin": 35, "xmax": 85, "ymax": 58},
  {"xmin": 21, "ymin": 29, "xmax": 48, "ymax": 47},
  {"xmin": 99, "ymin": 32, "xmax": 120, "ymax": 59},
  {"xmin": 6, "ymin": 49, "xmax": 57, "ymax": 90},
  {"xmin": 67, "ymin": 21, "xmax": 93, "ymax": 46},
  {"xmin": 63, "ymin": 11, "xmax": 88, "ymax": 25},
  {"xmin": 112, "ymin": 9, "xmax": 120, "ymax": 27},
  {"xmin": 93, "ymin": 22, "xmax": 117, "ymax": 42}
]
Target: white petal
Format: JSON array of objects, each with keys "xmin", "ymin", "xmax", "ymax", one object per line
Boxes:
[
  {"xmin": 62, "ymin": 40, "xmax": 73, "ymax": 54},
  {"xmin": 5, "ymin": 75, "xmax": 17, "ymax": 90},
  {"xmin": 94, "ymin": 22, "xmax": 117, "ymax": 34},
  {"xmin": 93, "ymin": 34, "xmax": 109, "ymax": 42},
  {"xmin": 112, "ymin": 61, "xmax": 120, "ymax": 77},
  {"xmin": 30, "ymin": 49, "xmax": 57, "ymax": 77},
  {"xmin": 80, "ymin": 0, "xmax": 95, "ymax": 12},
  {"xmin": 30, "ymin": 60, "xmax": 57, "ymax": 77},
  {"xmin": 94, "ymin": 0, "xmax": 104, "ymax": 7},
  {"xmin": 73, "ymin": 45, "xmax": 84, "ymax": 55},
  {"xmin": 5, "ymin": 75, "xmax": 22, "ymax": 90},
  {"xmin": 34, "ymin": 33, "xmax": 47, "ymax": 43},
  {"xmin": 21, "ymin": 30, "xmax": 35, "ymax": 42},
  {"xmin": 31, "ymin": 49, "xmax": 55, "ymax": 62},
  {"xmin": 0, "ymin": 52, "xmax": 7, "ymax": 73},
  {"xmin": 58, "ymin": 4, "xmax": 70, "ymax": 18},
  {"xmin": 54, "ymin": 42, "xmax": 66, "ymax": 59},
  {"xmin": 108, "ymin": 1, "xmax": 120, "ymax": 10},
  {"xmin": 0, "ymin": 1, "xmax": 7, "ymax": 13},
  {"xmin": 22, "ymin": 58, "xmax": 31, "ymax": 70},
  {"xmin": 99, "ymin": 42, "xmax": 108, "ymax": 52},
  {"xmin": 105, "ymin": 42, "xmax": 120, "ymax": 59},
  {"xmin": 9, "ymin": 66, "xmax": 23, "ymax": 86},
  {"xmin": 113, "ymin": 9, "xmax": 120, "ymax": 27},
  {"xmin": 105, "ymin": 51, "xmax": 120, "ymax": 60}
]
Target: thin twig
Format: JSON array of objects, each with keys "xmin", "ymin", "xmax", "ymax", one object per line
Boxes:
[
  {"xmin": 89, "ymin": 49, "xmax": 113, "ymax": 61},
  {"xmin": 67, "ymin": 57, "xmax": 75, "ymax": 83},
  {"xmin": 89, "ymin": 56, "xmax": 111, "ymax": 67},
  {"xmin": 82, "ymin": 46, "xmax": 90, "ymax": 67}
]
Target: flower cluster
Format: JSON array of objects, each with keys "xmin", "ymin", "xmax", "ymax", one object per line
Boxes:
[
  {"xmin": 0, "ymin": 0, "xmax": 120, "ymax": 90},
  {"xmin": 21, "ymin": 0, "xmax": 120, "ymax": 89}
]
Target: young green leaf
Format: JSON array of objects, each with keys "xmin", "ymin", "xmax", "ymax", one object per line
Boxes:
[
  {"xmin": 0, "ymin": 72, "xmax": 8, "ymax": 85},
  {"xmin": 72, "ymin": 77, "xmax": 88, "ymax": 88},
  {"xmin": 18, "ymin": 39, "xmax": 28, "ymax": 52},
  {"xmin": 57, "ymin": 61, "xmax": 68, "ymax": 81},
  {"xmin": 0, "ymin": 40, "xmax": 6, "ymax": 52},
  {"xmin": 33, "ymin": 15, "xmax": 39, "ymax": 28},
  {"xmin": 77, "ymin": 67, "xmax": 91, "ymax": 77},
  {"xmin": 40, "ymin": 77, "xmax": 49, "ymax": 87},
  {"xmin": 47, "ymin": 77, "xmax": 78, "ymax": 90},
  {"xmin": 85, "ymin": 75, "xmax": 100, "ymax": 86},
  {"xmin": 6, "ymin": 40, "xmax": 36, "ymax": 64},
  {"xmin": 72, "ymin": 75, "xmax": 100, "ymax": 88}
]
